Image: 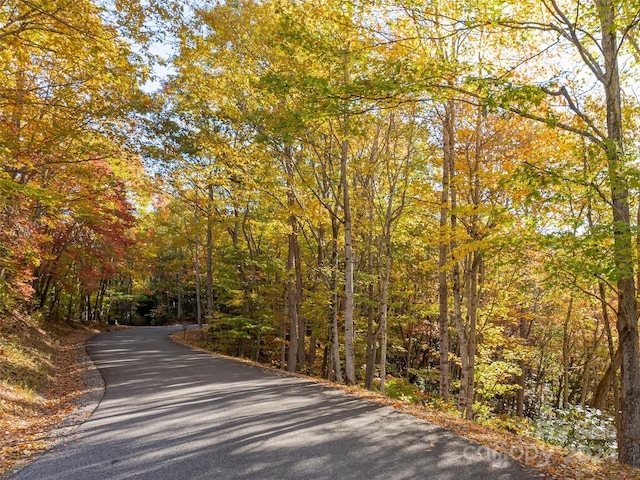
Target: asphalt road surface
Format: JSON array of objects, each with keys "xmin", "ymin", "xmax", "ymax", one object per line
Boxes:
[{"xmin": 12, "ymin": 327, "xmax": 544, "ymax": 480}]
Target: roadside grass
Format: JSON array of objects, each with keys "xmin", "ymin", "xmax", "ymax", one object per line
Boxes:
[
  {"xmin": 1, "ymin": 312, "xmax": 53, "ymax": 436},
  {"xmin": 0, "ymin": 312, "xmax": 101, "ymax": 476},
  {"xmin": 172, "ymin": 328, "xmax": 640, "ymax": 480}
]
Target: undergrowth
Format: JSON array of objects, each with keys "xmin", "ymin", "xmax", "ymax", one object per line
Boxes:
[
  {"xmin": 0, "ymin": 311, "xmax": 55, "ymax": 427},
  {"xmin": 0, "ymin": 310, "xmax": 103, "ymax": 475}
]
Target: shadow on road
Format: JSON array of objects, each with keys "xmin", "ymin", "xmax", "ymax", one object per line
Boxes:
[{"xmin": 12, "ymin": 328, "xmax": 544, "ymax": 480}]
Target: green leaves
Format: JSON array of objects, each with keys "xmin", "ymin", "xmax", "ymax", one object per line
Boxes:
[{"xmin": 466, "ymin": 77, "xmax": 547, "ymax": 115}]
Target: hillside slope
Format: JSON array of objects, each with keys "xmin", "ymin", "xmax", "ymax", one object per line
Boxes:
[{"xmin": 0, "ymin": 313, "xmax": 103, "ymax": 475}]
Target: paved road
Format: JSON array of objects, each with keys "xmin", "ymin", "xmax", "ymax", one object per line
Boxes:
[{"xmin": 12, "ymin": 328, "xmax": 544, "ymax": 480}]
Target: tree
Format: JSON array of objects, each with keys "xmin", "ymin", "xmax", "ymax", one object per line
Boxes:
[
  {"xmin": 0, "ymin": 0, "xmax": 149, "ymax": 316},
  {"xmin": 463, "ymin": 0, "xmax": 640, "ymax": 465},
  {"xmin": 142, "ymin": 1, "xmax": 637, "ymax": 467}
]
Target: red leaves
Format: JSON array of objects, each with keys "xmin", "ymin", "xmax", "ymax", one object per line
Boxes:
[{"xmin": 2, "ymin": 152, "xmax": 143, "ymax": 305}]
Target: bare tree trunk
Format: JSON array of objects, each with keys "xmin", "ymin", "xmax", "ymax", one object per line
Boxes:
[
  {"xmin": 591, "ymin": 347, "xmax": 621, "ymax": 411},
  {"xmin": 127, "ymin": 277, "xmax": 133, "ymax": 325},
  {"xmin": 379, "ymin": 243, "xmax": 391, "ymax": 396},
  {"xmin": 66, "ymin": 290, "xmax": 74, "ymax": 323},
  {"xmin": 295, "ymin": 232, "xmax": 306, "ymax": 372},
  {"xmin": 341, "ymin": 111, "xmax": 356, "ymax": 384},
  {"xmin": 448, "ymin": 139, "xmax": 468, "ymax": 415},
  {"xmin": 280, "ymin": 286, "xmax": 287, "ymax": 370},
  {"xmin": 364, "ymin": 288, "xmax": 378, "ymax": 389},
  {"xmin": 329, "ymin": 218, "xmax": 343, "ymax": 383},
  {"xmin": 308, "ymin": 332, "xmax": 317, "ymax": 375},
  {"xmin": 597, "ymin": 1, "xmax": 640, "ymax": 464},
  {"xmin": 580, "ymin": 324, "xmax": 605, "ymax": 405},
  {"xmin": 286, "ymin": 220, "xmax": 299, "ymax": 373},
  {"xmin": 562, "ymin": 297, "xmax": 573, "ymax": 409},
  {"xmin": 438, "ymin": 98, "xmax": 454, "ymax": 401},
  {"xmin": 97, "ymin": 279, "xmax": 108, "ymax": 323},
  {"xmin": 206, "ymin": 184, "xmax": 214, "ymax": 321},
  {"xmin": 462, "ymin": 105, "xmax": 487, "ymax": 420},
  {"xmin": 255, "ymin": 287, "xmax": 263, "ymax": 362},
  {"xmin": 587, "ymin": 189, "xmax": 620, "ymax": 421},
  {"xmin": 378, "ymin": 126, "xmax": 408, "ymax": 394},
  {"xmin": 598, "ymin": 281, "xmax": 621, "ymax": 434},
  {"xmin": 453, "ymin": 258, "xmax": 467, "ymax": 414},
  {"xmin": 193, "ymin": 189, "xmax": 204, "ymax": 340},
  {"xmin": 516, "ymin": 314, "xmax": 528, "ymax": 417},
  {"xmin": 464, "ymin": 251, "xmax": 480, "ymax": 419},
  {"xmin": 364, "ymin": 214, "xmax": 378, "ymax": 390},
  {"xmin": 177, "ymin": 266, "xmax": 183, "ymax": 321},
  {"xmin": 284, "ymin": 146, "xmax": 303, "ymax": 372}
]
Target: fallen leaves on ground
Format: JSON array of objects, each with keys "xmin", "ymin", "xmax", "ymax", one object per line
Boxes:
[{"xmin": 0, "ymin": 325, "xmax": 100, "ymax": 476}]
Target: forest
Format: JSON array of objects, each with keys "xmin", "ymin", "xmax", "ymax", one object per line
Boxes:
[{"xmin": 3, "ymin": 0, "xmax": 640, "ymax": 470}]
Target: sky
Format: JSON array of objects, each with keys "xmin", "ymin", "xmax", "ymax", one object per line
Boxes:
[{"xmin": 141, "ymin": 40, "xmax": 177, "ymax": 93}]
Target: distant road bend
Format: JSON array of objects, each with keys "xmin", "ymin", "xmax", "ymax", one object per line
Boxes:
[{"xmin": 13, "ymin": 327, "xmax": 543, "ymax": 480}]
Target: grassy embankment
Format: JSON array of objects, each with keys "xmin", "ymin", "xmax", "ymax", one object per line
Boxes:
[{"xmin": 0, "ymin": 311, "xmax": 101, "ymax": 475}]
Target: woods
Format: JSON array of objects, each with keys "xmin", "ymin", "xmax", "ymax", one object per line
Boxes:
[{"xmin": 3, "ymin": 0, "xmax": 640, "ymax": 469}]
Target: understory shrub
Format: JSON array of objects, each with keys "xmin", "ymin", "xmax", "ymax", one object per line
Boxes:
[{"xmin": 531, "ymin": 404, "xmax": 617, "ymax": 458}]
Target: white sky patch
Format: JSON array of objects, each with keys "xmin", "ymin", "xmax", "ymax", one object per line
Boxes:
[{"xmin": 141, "ymin": 40, "xmax": 177, "ymax": 93}]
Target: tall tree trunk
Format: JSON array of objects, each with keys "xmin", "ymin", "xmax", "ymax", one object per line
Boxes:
[
  {"xmin": 580, "ymin": 326, "xmax": 605, "ymax": 406},
  {"xmin": 594, "ymin": 281, "xmax": 621, "ymax": 434},
  {"xmin": 280, "ymin": 286, "xmax": 287, "ymax": 370},
  {"xmin": 452, "ymin": 258, "xmax": 467, "ymax": 414},
  {"xmin": 365, "ymin": 211, "xmax": 378, "ymax": 390},
  {"xmin": 284, "ymin": 146, "xmax": 303, "ymax": 372},
  {"xmin": 378, "ymin": 135, "xmax": 407, "ymax": 394},
  {"xmin": 66, "ymin": 291, "xmax": 74, "ymax": 323},
  {"xmin": 287, "ymin": 249, "xmax": 298, "ymax": 372},
  {"xmin": 193, "ymin": 189, "xmax": 204, "ymax": 340},
  {"xmin": 286, "ymin": 215, "xmax": 299, "ymax": 372},
  {"xmin": 308, "ymin": 332, "xmax": 317, "ymax": 375},
  {"xmin": 462, "ymin": 112, "xmax": 483, "ymax": 420},
  {"xmin": 588, "ymin": 189, "xmax": 620, "ymax": 420},
  {"xmin": 449, "ymin": 135, "xmax": 468, "ymax": 415},
  {"xmin": 127, "ymin": 276, "xmax": 133, "ymax": 325},
  {"xmin": 206, "ymin": 184, "xmax": 214, "ymax": 321},
  {"xmin": 329, "ymin": 217, "xmax": 343, "ymax": 383},
  {"xmin": 379, "ymin": 242, "xmax": 391, "ymax": 396},
  {"xmin": 562, "ymin": 297, "xmax": 573, "ymax": 409},
  {"xmin": 598, "ymin": 0, "xmax": 640, "ymax": 465},
  {"xmin": 95, "ymin": 279, "xmax": 108, "ymax": 323},
  {"xmin": 341, "ymin": 108, "xmax": 356, "ymax": 385},
  {"xmin": 295, "ymin": 232, "xmax": 306, "ymax": 372},
  {"xmin": 37, "ymin": 273, "xmax": 54, "ymax": 310},
  {"xmin": 438, "ymin": 98, "xmax": 454, "ymax": 401},
  {"xmin": 516, "ymin": 313, "xmax": 528, "ymax": 417},
  {"xmin": 464, "ymin": 251, "xmax": 480, "ymax": 420},
  {"xmin": 308, "ymin": 226, "xmax": 326, "ymax": 376},
  {"xmin": 177, "ymin": 266, "xmax": 183, "ymax": 321}
]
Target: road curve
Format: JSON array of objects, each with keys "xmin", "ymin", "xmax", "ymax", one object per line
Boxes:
[{"xmin": 12, "ymin": 327, "xmax": 543, "ymax": 480}]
